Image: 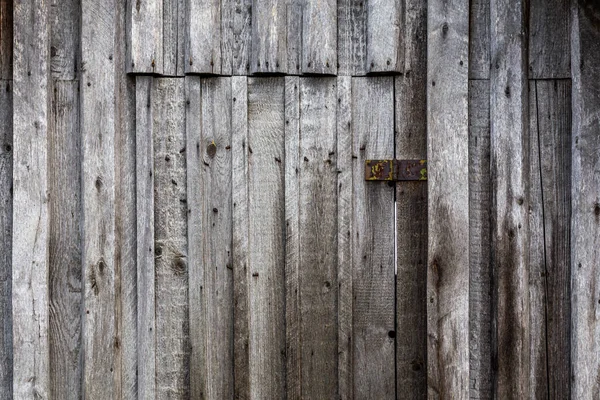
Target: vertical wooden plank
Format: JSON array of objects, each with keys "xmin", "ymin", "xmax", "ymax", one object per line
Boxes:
[
  {"xmin": 366, "ymin": 0, "xmax": 403, "ymax": 73},
  {"xmin": 571, "ymin": 3, "xmax": 600, "ymax": 397},
  {"xmin": 337, "ymin": 0, "xmax": 366, "ymax": 75},
  {"xmin": 468, "ymin": 80, "xmax": 492, "ymax": 399},
  {"xmin": 50, "ymin": 0, "xmax": 79, "ymax": 79},
  {"xmin": 231, "ymin": 76, "xmax": 249, "ymax": 399},
  {"xmin": 469, "ymin": 0, "xmax": 490, "ymax": 79},
  {"xmin": 286, "ymin": 0, "xmax": 302, "ymax": 76},
  {"xmin": 221, "ymin": 0, "xmax": 234, "ymax": 75},
  {"xmin": 490, "ymin": 0, "xmax": 530, "ymax": 397},
  {"xmin": 395, "ymin": 0, "xmax": 427, "ymax": 394},
  {"xmin": 186, "ymin": 0, "xmax": 222, "ymax": 74},
  {"xmin": 427, "ymin": 0, "xmax": 469, "ymax": 397},
  {"xmin": 352, "ymin": 77, "xmax": 395, "ymax": 399},
  {"xmin": 302, "ymin": 0, "xmax": 337, "ymax": 74},
  {"xmin": 230, "ymin": 0, "xmax": 252, "ymax": 75},
  {"xmin": 336, "ymin": 76, "xmax": 353, "ymax": 400},
  {"xmin": 247, "ymin": 77, "xmax": 285, "ymax": 398},
  {"xmin": 128, "ymin": 0, "xmax": 163, "ymax": 73},
  {"xmin": 12, "ymin": 0, "xmax": 51, "ymax": 397},
  {"xmin": 528, "ymin": 0, "xmax": 570, "ymax": 79},
  {"xmin": 49, "ymin": 81, "xmax": 82, "ymax": 400},
  {"xmin": 81, "ymin": 0, "xmax": 118, "ymax": 395},
  {"xmin": 0, "ymin": 0, "xmax": 12, "ymax": 79},
  {"xmin": 153, "ymin": 78, "xmax": 189, "ymax": 399},
  {"xmin": 250, "ymin": 0, "xmax": 286, "ymax": 73},
  {"xmin": 0, "ymin": 80, "xmax": 12, "ymax": 400},
  {"xmin": 135, "ymin": 76, "xmax": 156, "ymax": 400},
  {"xmin": 163, "ymin": 0, "xmax": 186, "ymax": 75}
]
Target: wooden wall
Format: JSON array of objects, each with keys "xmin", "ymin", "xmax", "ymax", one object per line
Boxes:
[{"xmin": 0, "ymin": 0, "xmax": 599, "ymax": 399}]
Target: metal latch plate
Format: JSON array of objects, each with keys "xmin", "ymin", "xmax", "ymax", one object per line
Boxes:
[{"xmin": 365, "ymin": 159, "xmax": 427, "ymax": 181}]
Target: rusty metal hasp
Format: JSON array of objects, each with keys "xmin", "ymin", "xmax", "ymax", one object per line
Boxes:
[{"xmin": 365, "ymin": 159, "xmax": 427, "ymax": 181}]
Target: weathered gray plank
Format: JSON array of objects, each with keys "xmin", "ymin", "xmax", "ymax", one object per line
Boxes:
[
  {"xmin": 128, "ymin": 0, "xmax": 163, "ymax": 73},
  {"xmin": 286, "ymin": 0, "xmax": 302, "ymax": 76},
  {"xmin": 337, "ymin": 0, "xmax": 366, "ymax": 75},
  {"xmin": 490, "ymin": 0, "xmax": 530, "ymax": 397},
  {"xmin": 50, "ymin": 0, "xmax": 79, "ymax": 79},
  {"xmin": 0, "ymin": 80, "xmax": 12, "ymax": 400},
  {"xmin": 427, "ymin": 0, "xmax": 470, "ymax": 397},
  {"xmin": 81, "ymin": 0, "xmax": 118, "ymax": 395},
  {"xmin": 247, "ymin": 77, "xmax": 286, "ymax": 398},
  {"xmin": 302, "ymin": 0, "xmax": 337, "ymax": 74},
  {"xmin": 186, "ymin": 0, "xmax": 221, "ymax": 74},
  {"xmin": 135, "ymin": 76, "xmax": 156, "ymax": 400},
  {"xmin": 468, "ymin": 80, "xmax": 492, "ymax": 400},
  {"xmin": 352, "ymin": 77, "xmax": 395, "ymax": 399},
  {"xmin": 571, "ymin": 3, "xmax": 600, "ymax": 397},
  {"xmin": 221, "ymin": 0, "xmax": 234, "ymax": 75},
  {"xmin": 469, "ymin": 0, "xmax": 490, "ymax": 79},
  {"xmin": 12, "ymin": 0, "xmax": 51, "ymax": 397},
  {"xmin": 49, "ymin": 80, "xmax": 82, "ymax": 400},
  {"xmin": 0, "ymin": 0, "xmax": 12, "ymax": 79},
  {"xmin": 163, "ymin": 0, "xmax": 185, "ymax": 75},
  {"xmin": 395, "ymin": 0, "xmax": 427, "ymax": 393},
  {"xmin": 231, "ymin": 76, "xmax": 249, "ymax": 399},
  {"xmin": 336, "ymin": 76, "xmax": 353, "ymax": 400},
  {"xmin": 366, "ymin": 0, "xmax": 403, "ymax": 73},
  {"xmin": 230, "ymin": 0, "xmax": 252, "ymax": 75},
  {"xmin": 250, "ymin": 0, "xmax": 286, "ymax": 73},
  {"xmin": 153, "ymin": 78, "xmax": 189, "ymax": 399},
  {"xmin": 528, "ymin": 0, "xmax": 570, "ymax": 79}
]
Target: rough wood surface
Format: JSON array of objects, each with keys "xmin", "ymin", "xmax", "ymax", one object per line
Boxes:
[
  {"xmin": 128, "ymin": 0, "xmax": 163, "ymax": 73},
  {"xmin": 469, "ymin": 0, "xmax": 490, "ymax": 79},
  {"xmin": 50, "ymin": 0, "xmax": 79, "ymax": 79},
  {"xmin": 0, "ymin": 79, "xmax": 12, "ymax": 400},
  {"xmin": 0, "ymin": 0, "xmax": 12, "ymax": 79},
  {"xmin": 230, "ymin": 0, "xmax": 252, "ymax": 75},
  {"xmin": 490, "ymin": 0, "xmax": 530, "ymax": 397},
  {"xmin": 570, "ymin": 3, "xmax": 600, "ymax": 396},
  {"xmin": 352, "ymin": 77, "xmax": 395, "ymax": 399},
  {"xmin": 49, "ymin": 80, "xmax": 82, "ymax": 400},
  {"xmin": 395, "ymin": 0, "xmax": 427, "ymax": 394},
  {"xmin": 468, "ymin": 80, "xmax": 492, "ymax": 399},
  {"xmin": 163, "ymin": 0, "xmax": 185, "ymax": 76},
  {"xmin": 246, "ymin": 77, "xmax": 286, "ymax": 398},
  {"xmin": 187, "ymin": 0, "xmax": 222, "ymax": 74},
  {"xmin": 250, "ymin": 0, "xmax": 286, "ymax": 73},
  {"xmin": 427, "ymin": 0, "xmax": 470, "ymax": 397},
  {"xmin": 337, "ymin": 0, "xmax": 366, "ymax": 75},
  {"xmin": 286, "ymin": 0, "xmax": 302, "ymax": 76},
  {"xmin": 302, "ymin": 0, "xmax": 337, "ymax": 74},
  {"xmin": 528, "ymin": 0, "xmax": 570, "ymax": 79},
  {"xmin": 366, "ymin": 0, "xmax": 403, "ymax": 73},
  {"xmin": 12, "ymin": 0, "xmax": 51, "ymax": 397}
]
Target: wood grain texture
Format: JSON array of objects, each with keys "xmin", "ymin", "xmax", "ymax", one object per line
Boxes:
[
  {"xmin": 570, "ymin": 3, "xmax": 600, "ymax": 396},
  {"xmin": 231, "ymin": 76, "xmax": 249, "ymax": 399},
  {"xmin": 351, "ymin": 77, "xmax": 395, "ymax": 399},
  {"xmin": 186, "ymin": 0, "xmax": 222, "ymax": 74},
  {"xmin": 230, "ymin": 0, "xmax": 252, "ymax": 75},
  {"xmin": 490, "ymin": 0, "xmax": 530, "ymax": 397},
  {"xmin": 12, "ymin": 0, "xmax": 51, "ymax": 397},
  {"xmin": 336, "ymin": 76, "xmax": 353, "ymax": 400},
  {"xmin": 50, "ymin": 0, "xmax": 79, "ymax": 79},
  {"xmin": 250, "ymin": 0, "xmax": 286, "ymax": 73},
  {"xmin": 427, "ymin": 0, "xmax": 469, "ymax": 397},
  {"xmin": 302, "ymin": 0, "xmax": 337, "ymax": 74},
  {"xmin": 468, "ymin": 80, "xmax": 492, "ymax": 399},
  {"xmin": 286, "ymin": 0, "xmax": 302, "ymax": 76},
  {"xmin": 49, "ymin": 81, "xmax": 82, "ymax": 400},
  {"xmin": 0, "ymin": 80, "xmax": 12, "ymax": 400},
  {"xmin": 469, "ymin": 0, "xmax": 490, "ymax": 79},
  {"xmin": 366, "ymin": 0, "xmax": 403, "ymax": 73},
  {"xmin": 163, "ymin": 0, "xmax": 185, "ymax": 76},
  {"xmin": 0, "ymin": 0, "xmax": 11, "ymax": 79},
  {"xmin": 395, "ymin": 0, "xmax": 427, "ymax": 394},
  {"xmin": 153, "ymin": 78, "xmax": 190, "ymax": 399},
  {"xmin": 247, "ymin": 77, "xmax": 286, "ymax": 398},
  {"xmin": 128, "ymin": 0, "xmax": 163, "ymax": 73},
  {"xmin": 337, "ymin": 0, "xmax": 366, "ymax": 75},
  {"xmin": 528, "ymin": 0, "xmax": 570, "ymax": 79}
]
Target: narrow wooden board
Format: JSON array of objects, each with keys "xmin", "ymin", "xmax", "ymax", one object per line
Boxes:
[
  {"xmin": 490, "ymin": 0, "xmax": 530, "ymax": 397},
  {"xmin": 287, "ymin": 0, "xmax": 302, "ymax": 76},
  {"xmin": 50, "ymin": 0, "xmax": 79, "ymax": 79},
  {"xmin": 230, "ymin": 0, "xmax": 252, "ymax": 75},
  {"xmin": 395, "ymin": 0, "xmax": 427, "ymax": 393},
  {"xmin": 152, "ymin": 78, "xmax": 190, "ymax": 398},
  {"xmin": 469, "ymin": 0, "xmax": 490, "ymax": 79},
  {"xmin": 246, "ymin": 77, "xmax": 286, "ymax": 398},
  {"xmin": 468, "ymin": 80, "xmax": 492, "ymax": 399},
  {"xmin": 351, "ymin": 77, "xmax": 395, "ymax": 399},
  {"xmin": 571, "ymin": 3, "xmax": 600, "ymax": 397},
  {"xmin": 366, "ymin": 0, "xmax": 403, "ymax": 73},
  {"xmin": 163, "ymin": 0, "xmax": 185, "ymax": 76},
  {"xmin": 427, "ymin": 0, "xmax": 470, "ymax": 397},
  {"xmin": 337, "ymin": 0, "xmax": 366, "ymax": 75},
  {"xmin": 0, "ymin": 80, "xmax": 12, "ymax": 400},
  {"xmin": 12, "ymin": 0, "xmax": 51, "ymax": 397},
  {"xmin": 0, "ymin": 0, "xmax": 12, "ymax": 79},
  {"xmin": 302, "ymin": 0, "xmax": 337, "ymax": 74},
  {"xmin": 528, "ymin": 0, "xmax": 570, "ymax": 79},
  {"xmin": 186, "ymin": 0, "xmax": 222, "ymax": 74},
  {"xmin": 127, "ymin": 0, "xmax": 163, "ymax": 73},
  {"xmin": 49, "ymin": 80, "xmax": 82, "ymax": 400},
  {"xmin": 250, "ymin": 0, "xmax": 286, "ymax": 73}
]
